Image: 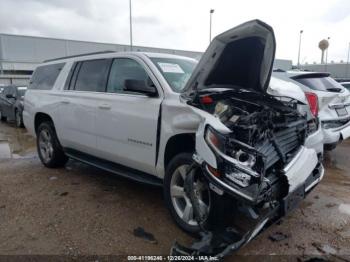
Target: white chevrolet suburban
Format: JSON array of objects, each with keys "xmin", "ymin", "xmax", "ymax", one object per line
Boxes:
[{"xmin": 24, "ymin": 20, "xmax": 324, "ymax": 255}]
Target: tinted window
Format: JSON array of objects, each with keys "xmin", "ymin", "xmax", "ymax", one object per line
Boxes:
[
  {"xmin": 295, "ymin": 76, "xmax": 344, "ymax": 92},
  {"xmin": 30, "ymin": 63, "xmax": 65, "ymax": 90},
  {"xmin": 17, "ymin": 87, "xmax": 27, "ymax": 97},
  {"xmin": 342, "ymin": 83, "xmax": 350, "ymax": 90},
  {"xmin": 74, "ymin": 59, "xmax": 111, "ymax": 92},
  {"xmin": 107, "ymin": 58, "xmax": 149, "ymax": 93},
  {"xmin": 150, "ymin": 57, "xmax": 196, "ymax": 92}
]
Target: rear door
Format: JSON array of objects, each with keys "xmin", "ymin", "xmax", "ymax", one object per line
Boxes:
[
  {"xmin": 58, "ymin": 59, "xmax": 111, "ymax": 155},
  {"xmin": 95, "ymin": 56, "xmax": 163, "ymax": 175}
]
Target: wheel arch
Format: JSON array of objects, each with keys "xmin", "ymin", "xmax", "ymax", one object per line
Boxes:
[
  {"xmin": 34, "ymin": 112, "xmax": 54, "ymax": 134},
  {"xmin": 164, "ymin": 133, "xmax": 195, "ymax": 171}
]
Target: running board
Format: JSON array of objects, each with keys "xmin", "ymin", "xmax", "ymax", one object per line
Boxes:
[{"xmin": 64, "ymin": 148, "xmax": 163, "ymax": 187}]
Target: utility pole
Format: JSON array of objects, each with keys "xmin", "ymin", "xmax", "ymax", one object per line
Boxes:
[
  {"xmin": 209, "ymin": 9, "xmax": 214, "ymax": 44},
  {"xmin": 297, "ymin": 30, "xmax": 303, "ymax": 68},
  {"xmin": 129, "ymin": 0, "xmax": 133, "ymax": 51},
  {"xmin": 325, "ymin": 36, "xmax": 330, "ymax": 71},
  {"xmin": 347, "ymin": 42, "xmax": 350, "ymax": 78}
]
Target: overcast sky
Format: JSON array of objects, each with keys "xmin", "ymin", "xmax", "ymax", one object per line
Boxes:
[{"xmin": 0, "ymin": 0, "xmax": 349, "ymax": 64}]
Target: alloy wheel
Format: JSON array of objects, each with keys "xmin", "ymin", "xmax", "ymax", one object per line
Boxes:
[
  {"xmin": 38, "ymin": 129, "xmax": 54, "ymax": 163},
  {"xmin": 170, "ymin": 164, "xmax": 211, "ymax": 226}
]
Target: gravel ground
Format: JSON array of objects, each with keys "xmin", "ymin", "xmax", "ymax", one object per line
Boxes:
[{"xmin": 0, "ymin": 121, "xmax": 349, "ymax": 261}]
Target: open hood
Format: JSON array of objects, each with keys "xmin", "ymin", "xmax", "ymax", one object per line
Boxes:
[{"xmin": 182, "ymin": 20, "xmax": 276, "ymax": 95}]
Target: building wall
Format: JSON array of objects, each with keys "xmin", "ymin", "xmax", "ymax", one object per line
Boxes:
[{"xmin": 300, "ymin": 63, "xmax": 350, "ymax": 80}]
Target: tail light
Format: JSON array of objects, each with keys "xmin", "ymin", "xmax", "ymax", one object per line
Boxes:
[{"xmin": 305, "ymin": 92, "xmax": 319, "ymax": 117}]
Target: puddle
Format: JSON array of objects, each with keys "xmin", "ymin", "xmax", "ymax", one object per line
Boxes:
[
  {"xmin": 339, "ymin": 204, "xmax": 350, "ymax": 216},
  {"xmin": 0, "ymin": 141, "xmax": 11, "ymax": 158},
  {"xmin": 0, "ymin": 123, "xmax": 36, "ymax": 159}
]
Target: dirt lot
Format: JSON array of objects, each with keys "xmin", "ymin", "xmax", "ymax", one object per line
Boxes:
[{"xmin": 0, "ymin": 121, "xmax": 350, "ymax": 261}]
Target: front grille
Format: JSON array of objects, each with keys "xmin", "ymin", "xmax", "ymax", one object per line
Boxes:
[{"xmin": 257, "ymin": 122, "xmax": 306, "ymax": 170}]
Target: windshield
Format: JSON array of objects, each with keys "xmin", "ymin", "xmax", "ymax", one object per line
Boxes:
[
  {"xmin": 295, "ymin": 76, "xmax": 344, "ymax": 93},
  {"xmin": 150, "ymin": 57, "xmax": 197, "ymax": 92}
]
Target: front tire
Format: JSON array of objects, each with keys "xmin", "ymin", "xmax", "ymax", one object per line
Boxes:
[
  {"xmin": 164, "ymin": 153, "xmax": 212, "ymax": 234},
  {"xmin": 37, "ymin": 121, "xmax": 68, "ymax": 168}
]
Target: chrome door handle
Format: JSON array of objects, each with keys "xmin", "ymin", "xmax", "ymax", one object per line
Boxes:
[
  {"xmin": 98, "ymin": 104, "xmax": 111, "ymax": 110},
  {"xmin": 61, "ymin": 100, "xmax": 70, "ymax": 104}
]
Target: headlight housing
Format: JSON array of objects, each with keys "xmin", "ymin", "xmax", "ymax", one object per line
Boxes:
[{"xmin": 204, "ymin": 126, "xmax": 263, "ymax": 188}]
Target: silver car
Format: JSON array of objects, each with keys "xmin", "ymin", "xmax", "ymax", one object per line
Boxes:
[{"xmin": 274, "ymin": 71, "xmax": 350, "ymax": 150}]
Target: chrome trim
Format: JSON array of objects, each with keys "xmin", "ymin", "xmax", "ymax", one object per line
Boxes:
[
  {"xmin": 205, "ymin": 165, "xmax": 254, "ymax": 202},
  {"xmin": 328, "ymin": 102, "xmax": 350, "ymax": 109},
  {"xmin": 206, "ymin": 136, "xmax": 260, "ymax": 177}
]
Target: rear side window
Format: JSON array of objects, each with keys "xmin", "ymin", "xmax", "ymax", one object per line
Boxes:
[
  {"xmin": 294, "ymin": 76, "xmax": 344, "ymax": 92},
  {"xmin": 74, "ymin": 59, "xmax": 111, "ymax": 92},
  {"xmin": 29, "ymin": 63, "xmax": 65, "ymax": 90}
]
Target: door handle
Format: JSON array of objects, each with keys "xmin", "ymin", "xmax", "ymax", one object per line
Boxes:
[
  {"xmin": 61, "ymin": 100, "xmax": 70, "ymax": 104},
  {"xmin": 98, "ymin": 104, "xmax": 111, "ymax": 110}
]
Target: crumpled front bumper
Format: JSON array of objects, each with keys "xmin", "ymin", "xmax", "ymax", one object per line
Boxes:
[{"xmin": 173, "ymin": 146, "xmax": 324, "ymax": 259}]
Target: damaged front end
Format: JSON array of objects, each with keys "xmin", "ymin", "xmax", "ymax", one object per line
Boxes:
[{"xmin": 172, "ymin": 20, "xmax": 323, "ymax": 259}]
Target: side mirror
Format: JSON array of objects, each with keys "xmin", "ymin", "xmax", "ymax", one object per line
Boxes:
[
  {"xmin": 6, "ymin": 94, "xmax": 15, "ymax": 99},
  {"xmin": 124, "ymin": 79, "xmax": 157, "ymax": 97}
]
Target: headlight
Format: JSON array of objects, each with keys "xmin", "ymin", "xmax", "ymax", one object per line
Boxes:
[
  {"xmin": 233, "ymin": 149, "xmax": 256, "ymax": 168},
  {"xmin": 205, "ymin": 126, "xmax": 226, "ymax": 152},
  {"xmin": 204, "ymin": 126, "xmax": 261, "ymax": 188}
]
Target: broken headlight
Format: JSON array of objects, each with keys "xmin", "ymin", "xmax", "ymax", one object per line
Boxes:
[{"xmin": 205, "ymin": 126, "xmax": 262, "ymax": 188}]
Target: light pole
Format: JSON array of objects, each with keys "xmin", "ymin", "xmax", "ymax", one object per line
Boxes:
[
  {"xmin": 297, "ymin": 30, "xmax": 303, "ymax": 67},
  {"xmin": 129, "ymin": 0, "xmax": 133, "ymax": 51},
  {"xmin": 347, "ymin": 42, "xmax": 350, "ymax": 78},
  {"xmin": 325, "ymin": 37, "xmax": 330, "ymax": 71},
  {"xmin": 209, "ymin": 9, "xmax": 214, "ymax": 44}
]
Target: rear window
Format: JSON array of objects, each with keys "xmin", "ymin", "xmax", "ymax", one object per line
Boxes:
[
  {"xmin": 294, "ymin": 76, "xmax": 344, "ymax": 93},
  {"xmin": 29, "ymin": 63, "xmax": 65, "ymax": 90},
  {"xmin": 74, "ymin": 59, "xmax": 111, "ymax": 92}
]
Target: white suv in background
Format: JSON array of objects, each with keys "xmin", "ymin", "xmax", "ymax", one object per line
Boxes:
[
  {"xmin": 24, "ymin": 20, "xmax": 324, "ymax": 254},
  {"xmin": 274, "ymin": 71, "xmax": 350, "ymax": 150}
]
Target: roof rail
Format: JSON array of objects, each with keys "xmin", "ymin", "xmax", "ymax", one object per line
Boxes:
[{"xmin": 44, "ymin": 50, "xmax": 116, "ymax": 63}]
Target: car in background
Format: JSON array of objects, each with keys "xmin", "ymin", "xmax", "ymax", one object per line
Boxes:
[
  {"xmin": 273, "ymin": 71, "xmax": 350, "ymax": 150},
  {"xmin": 340, "ymin": 81, "xmax": 350, "ymax": 90},
  {"xmin": 0, "ymin": 85, "xmax": 27, "ymax": 127}
]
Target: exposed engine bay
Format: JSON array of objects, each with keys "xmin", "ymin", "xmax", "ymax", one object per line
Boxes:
[{"xmin": 194, "ymin": 89, "xmax": 307, "ymax": 173}]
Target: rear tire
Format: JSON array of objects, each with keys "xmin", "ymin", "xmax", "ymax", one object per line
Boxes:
[
  {"xmin": 164, "ymin": 153, "xmax": 212, "ymax": 234},
  {"xmin": 37, "ymin": 121, "xmax": 68, "ymax": 168}
]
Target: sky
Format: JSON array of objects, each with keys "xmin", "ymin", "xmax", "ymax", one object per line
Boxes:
[{"xmin": 0, "ymin": 0, "xmax": 349, "ymax": 64}]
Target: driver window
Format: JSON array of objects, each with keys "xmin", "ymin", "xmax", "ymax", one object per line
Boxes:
[{"xmin": 107, "ymin": 58, "xmax": 149, "ymax": 94}]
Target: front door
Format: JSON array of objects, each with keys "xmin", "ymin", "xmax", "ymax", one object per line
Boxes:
[{"xmin": 95, "ymin": 57, "xmax": 162, "ymax": 175}]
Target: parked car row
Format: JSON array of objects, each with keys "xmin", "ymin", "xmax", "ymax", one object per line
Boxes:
[
  {"xmin": 0, "ymin": 85, "xmax": 27, "ymax": 128},
  {"xmin": 22, "ymin": 20, "xmax": 326, "ymax": 257}
]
